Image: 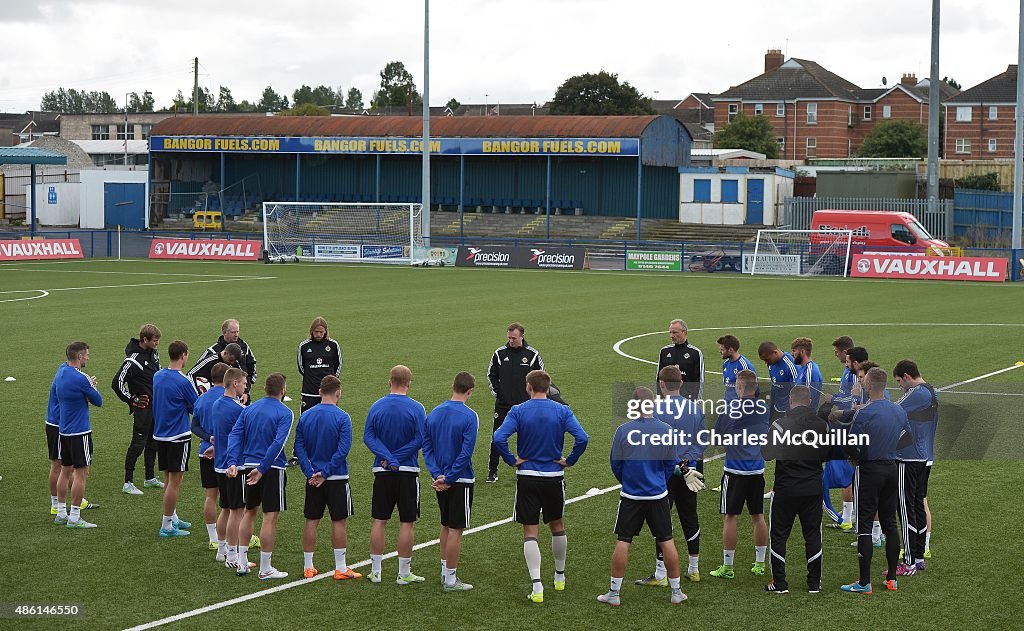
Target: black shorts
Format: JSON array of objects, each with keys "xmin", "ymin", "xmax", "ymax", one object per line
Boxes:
[
  {"xmin": 242, "ymin": 468, "xmax": 287, "ymax": 513},
  {"xmin": 720, "ymin": 472, "xmax": 765, "ymax": 515},
  {"xmin": 436, "ymin": 483, "xmax": 474, "ymax": 529},
  {"xmin": 300, "ymin": 394, "xmax": 321, "ymax": 414},
  {"xmin": 513, "ymin": 476, "xmax": 566, "ymax": 526},
  {"xmin": 305, "ymin": 479, "xmax": 353, "ymax": 521},
  {"xmin": 920, "ymin": 464, "xmax": 932, "ymax": 497},
  {"xmin": 58, "ymin": 433, "xmax": 93, "ymax": 469},
  {"xmin": 371, "ymin": 472, "xmax": 420, "ymax": 522},
  {"xmin": 157, "ymin": 439, "xmax": 191, "ymax": 473},
  {"xmin": 46, "ymin": 424, "xmax": 60, "ymax": 460},
  {"xmin": 199, "ymin": 456, "xmax": 218, "ymax": 489},
  {"xmin": 614, "ymin": 496, "xmax": 673, "ymax": 543},
  {"xmin": 218, "ymin": 472, "xmax": 245, "ymax": 510}
]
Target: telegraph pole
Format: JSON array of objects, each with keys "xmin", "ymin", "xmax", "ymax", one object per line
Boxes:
[
  {"xmin": 421, "ymin": 0, "xmax": 431, "ymax": 243},
  {"xmin": 193, "ymin": 57, "xmax": 199, "ymax": 116},
  {"xmin": 926, "ymin": 0, "xmax": 940, "ymax": 207},
  {"xmin": 1013, "ymin": 0, "xmax": 1024, "ymax": 249}
]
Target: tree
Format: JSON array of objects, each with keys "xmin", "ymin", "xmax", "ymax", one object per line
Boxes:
[
  {"xmin": 445, "ymin": 97, "xmax": 460, "ymax": 111},
  {"xmin": 257, "ymin": 86, "xmax": 289, "ymax": 112},
  {"xmin": 215, "ymin": 86, "xmax": 237, "ymax": 112},
  {"xmin": 957, "ymin": 172, "xmax": 1001, "ymax": 191},
  {"xmin": 278, "ymin": 102, "xmax": 330, "ymax": 116},
  {"xmin": 856, "ymin": 119, "xmax": 927, "ymax": 158},
  {"xmin": 712, "ymin": 113, "xmax": 780, "ymax": 158},
  {"xmin": 292, "ymin": 84, "xmax": 336, "ymax": 107},
  {"xmin": 236, "ymin": 100, "xmax": 257, "ymax": 113},
  {"xmin": 345, "ymin": 87, "xmax": 364, "ymax": 110},
  {"xmin": 371, "ymin": 61, "xmax": 421, "ymax": 109},
  {"xmin": 942, "ymin": 76, "xmax": 961, "ymax": 90},
  {"xmin": 126, "ymin": 91, "xmax": 155, "ymax": 113},
  {"xmin": 549, "ymin": 70, "xmax": 655, "ymax": 115},
  {"xmin": 40, "ymin": 88, "xmax": 119, "ymax": 113}
]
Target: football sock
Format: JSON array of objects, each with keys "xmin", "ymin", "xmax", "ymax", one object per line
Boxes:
[
  {"xmin": 445, "ymin": 568, "xmax": 457, "ymax": 587},
  {"xmin": 755, "ymin": 546, "xmax": 767, "ymax": 563},
  {"xmin": 217, "ymin": 540, "xmax": 227, "ymax": 556},
  {"xmin": 227, "ymin": 546, "xmax": 237, "ymax": 562},
  {"xmin": 172, "ymin": 510, "xmax": 180, "ymax": 522},
  {"xmin": 206, "ymin": 523, "xmax": 217, "ymax": 542},
  {"xmin": 655, "ymin": 559, "xmax": 668, "ymax": 580},
  {"xmin": 57, "ymin": 503, "xmax": 67, "ymax": 519},
  {"xmin": 303, "ymin": 552, "xmax": 314, "ymax": 570},
  {"xmin": 441, "ymin": 559, "xmax": 448, "ymax": 577},
  {"xmin": 334, "ymin": 548, "xmax": 347, "ymax": 571},
  {"xmin": 260, "ymin": 551, "xmax": 272, "ymax": 574},
  {"xmin": 842, "ymin": 501, "xmax": 854, "ymax": 524},
  {"xmin": 161, "ymin": 515, "xmax": 173, "ymax": 530},
  {"xmin": 669, "ymin": 577, "xmax": 681, "ymax": 589},
  {"xmin": 239, "ymin": 545, "xmax": 249, "ymax": 568},
  {"xmin": 723, "ymin": 550, "xmax": 735, "ymax": 567},
  {"xmin": 50, "ymin": 495, "xmax": 59, "ymax": 509},
  {"xmin": 610, "ymin": 577, "xmax": 623, "ymax": 592},
  {"xmin": 925, "ymin": 530, "xmax": 931, "ymax": 549},
  {"xmin": 688, "ymin": 555, "xmax": 699, "ymax": 573},
  {"xmin": 551, "ymin": 531, "xmax": 567, "ymax": 574},
  {"xmin": 398, "ymin": 556, "xmax": 412, "ymax": 577},
  {"xmin": 524, "ymin": 538, "xmax": 542, "ymax": 588},
  {"xmin": 872, "ymin": 520, "xmax": 882, "ymax": 543},
  {"xmin": 371, "ymin": 554, "xmax": 383, "ymax": 575},
  {"xmin": 69, "ymin": 505, "xmax": 81, "ymax": 522}
]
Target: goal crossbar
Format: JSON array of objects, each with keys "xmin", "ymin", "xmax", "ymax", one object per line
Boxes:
[{"xmin": 751, "ymin": 229, "xmax": 853, "ymax": 277}]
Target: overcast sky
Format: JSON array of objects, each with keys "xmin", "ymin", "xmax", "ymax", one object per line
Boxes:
[{"xmin": 0, "ymin": 0, "xmax": 1018, "ymax": 113}]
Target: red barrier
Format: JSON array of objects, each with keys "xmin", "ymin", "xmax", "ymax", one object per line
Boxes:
[
  {"xmin": 852, "ymin": 254, "xmax": 1006, "ymax": 282},
  {"xmin": 149, "ymin": 238, "xmax": 261, "ymax": 261},
  {"xmin": 0, "ymin": 239, "xmax": 83, "ymax": 261}
]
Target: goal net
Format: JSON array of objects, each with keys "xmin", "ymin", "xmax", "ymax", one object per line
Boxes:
[
  {"xmin": 749, "ymin": 229, "xmax": 853, "ymax": 277},
  {"xmin": 262, "ymin": 202, "xmax": 424, "ymax": 264}
]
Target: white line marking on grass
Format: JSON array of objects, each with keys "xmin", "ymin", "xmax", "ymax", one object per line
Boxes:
[
  {"xmin": 0, "ymin": 277, "xmax": 275, "ymax": 297},
  {"xmin": 0, "ymin": 289, "xmax": 49, "ymax": 303},
  {"xmin": 937, "ymin": 363, "xmax": 1024, "ymax": 392},
  {"xmin": 937, "ymin": 390, "xmax": 1024, "ymax": 397},
  {"xmin": 0, "ymin": 266, "xmax": 271, "ymax": 279},
  {"xmin": 124, "ymin": 482, "xmax": 626, "ymax": 631}
]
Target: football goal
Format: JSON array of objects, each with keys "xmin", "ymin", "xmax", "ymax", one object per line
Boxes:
[
  {"xmin": 749, "ymin": 229, "xmax": 853, "ymax": 277},
  {"xmin": 262, "ymin": 202, "xmax": 424, "ymax": 264}
]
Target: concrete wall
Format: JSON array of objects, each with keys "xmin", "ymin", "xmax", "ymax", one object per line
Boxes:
[
  {"xmin": 80, "ymin": 169, "xmax": 149, "ymax": 229},
  {"xmin": 679, "ymin": 171, "xmax": 793, "ymax": 225},
  {"xmin": 59, "ymin": 113, "xmax": 172, "ymax": 140},
  {"xmin": 24, "ymin": 182, "xmax": 80, "ymax": 226}
]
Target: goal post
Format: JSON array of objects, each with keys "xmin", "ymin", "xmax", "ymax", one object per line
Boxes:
[
  {"xmin": 262, "ymin": 202, "xmax": 424, "ymax": 264},
  {"xmin": 750, "ymin": 229, "xmax": 853, "ymax": 277}
]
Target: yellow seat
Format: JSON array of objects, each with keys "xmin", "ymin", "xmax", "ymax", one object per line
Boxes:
[{"xmin": 192, "ymin": 211, "xmax": 223, "ymax": 230}]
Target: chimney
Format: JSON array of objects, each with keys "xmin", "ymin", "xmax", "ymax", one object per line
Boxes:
[
  {"xmin": 765, "ymin": 49, "xmax": 784, "ymax": 73},
  {"xmin": 901, "ymin": 73, "xmax": 917, "ymax": 87}
]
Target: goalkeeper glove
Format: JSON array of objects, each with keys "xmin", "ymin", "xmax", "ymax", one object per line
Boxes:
[
  {"xmin": 131, "ymin": 393, "xmax": 150, "ymax": 409},
  {"xmin": 682, "ymin": 469, "xmax": 705, "ymax": 493}
]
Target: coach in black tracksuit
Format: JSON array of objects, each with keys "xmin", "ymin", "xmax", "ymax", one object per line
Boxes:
[
  {"xmin": 486, "ymin": 322, "xmax": 544, "ymax": 482},
  {"xmin": 657, "ymin": 319, "xmax": 704, "ymax": 399},
  {"xmin": 187, "ymin": 319, "xmax": 256, "ymax": 400},
  {"xmin": 296, "ymin": 317, "xmax": 342, "ymax": 413},
  {"xmin": 762, "ymin": 385, "xmax": 831, "ymax": 593},
  {"xmin": 112, "ymin": 327, "xmax": 161, "ymax": 489}
]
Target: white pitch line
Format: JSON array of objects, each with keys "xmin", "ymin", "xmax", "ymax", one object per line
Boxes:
[
  {"xmin": 937, "ymin": 363, "xmax": 1024, "ymax": 392},
  {"xmin": 124, "ymin": 482, "xmax": 625, "ymax": 631},
  {"xmin": 0, "ymin": 277, "xmax": 275, "ymax": 296},
  {"xmin": 0, "ymin": 266, "xmax": 270, "ymax": 279},
  {"xmin": 0, "ymin": 289, "xmax": 49, "ymax": 303}
]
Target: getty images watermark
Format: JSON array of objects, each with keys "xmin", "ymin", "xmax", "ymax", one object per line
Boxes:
[{"xmin": 622, "ymin": 395, "xmax": 869, "ymax": 451}]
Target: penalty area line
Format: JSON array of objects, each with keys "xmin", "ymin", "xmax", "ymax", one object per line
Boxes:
[
  {"xmin": 124, "ymin": 482, "xmax": 624, "ymax": 631},
  {"xmin": 0, "ymin": 277, "xmax": 276, "ymax": 296}
]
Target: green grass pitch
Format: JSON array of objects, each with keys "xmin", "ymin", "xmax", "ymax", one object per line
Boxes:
[{"xmin": 1, "ymin": 259, "xmax": 1021, "ymax": 629}]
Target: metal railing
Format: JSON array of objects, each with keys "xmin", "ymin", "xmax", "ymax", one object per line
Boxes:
[{"xmin": 781, "ymin": 196, "xmax": 953, "ymax": 240}]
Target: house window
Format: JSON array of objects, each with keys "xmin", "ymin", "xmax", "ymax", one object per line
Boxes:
[
  {"xmin": 988, "ymin": 138, "xmax": 997, "ymax": 152},
  {"xmin": 989, "ymin": 106, "xmax": 998, "ymax": 120},
  {"xmin": 694, "ymin": 179, "xmax": 712, "ymax": 202},
  {"xmin": 806, "ymin": 103, "xmax": 817, "ymax": 124},
  {"xmin": 777, "ymin": 137, "xmax": 786, "ymax": 155},
  {"xmin": 116, "ymin": 124, "xmax": 134, "ymax": 140},
  {"xmin": 754, "ymin": 103, "xmax": 764, "ymax": 116},
  {"xmin": 721, "ymin": 179, "xmax": 739, "ymax": 203},
  {"xmin": 864, "ymin": 105, "xmax": 872, "ymax": 120},
  {"xmin": 140, "ymin": 123, "xmax": 153, "ymax": 140},
  {"xmin": 91, "ymin": 124, "xmax": 109, "ymax": 140},
  {"xmin": 776, "ymin": 102, "xmax": 785, "ymax": 117},
  {"xmin": 955, "ymin": 138, "xmax": 971, "ymax": 154},
  {"xmin": 728, "ymin": 104, "xmax": 738, "ymax": 122},
  {"xmin": 806, "ymin": 137, "xmax": 817, "ymax": 158},
  {"xmin": 883, "ymin": 105, "xmax": 892, "ymax": 119},
  {"xmin": 956, "ymin": 106, "xmax": 972, "ymax": 122}
]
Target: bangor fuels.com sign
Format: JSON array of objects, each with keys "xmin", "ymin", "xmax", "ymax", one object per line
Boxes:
[{"xmin": 626, "ymin": 250, "xmax": 681, "ymax": 271}]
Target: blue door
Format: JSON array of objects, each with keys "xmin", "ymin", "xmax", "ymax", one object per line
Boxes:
[
  {"xmin": 746, "ymin": 178, "xmax": 765, "ymax": 224},
  {"xmin": 104, "ymin": 183, "xmax": 146, "ymax": 229}
]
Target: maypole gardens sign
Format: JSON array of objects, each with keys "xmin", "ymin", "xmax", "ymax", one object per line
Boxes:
[{"xmin": 150, "ymin": 136, "xmax": 640, "ymax": 157}]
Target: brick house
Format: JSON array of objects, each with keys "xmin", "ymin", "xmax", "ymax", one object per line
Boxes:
[
  {"xmin": 944, "ymin": 65, "xmax": 1017, "ymax": 159},
  {"xmin": 712, "ymin": 50, "xmax": 955, "ymax": 159}
]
